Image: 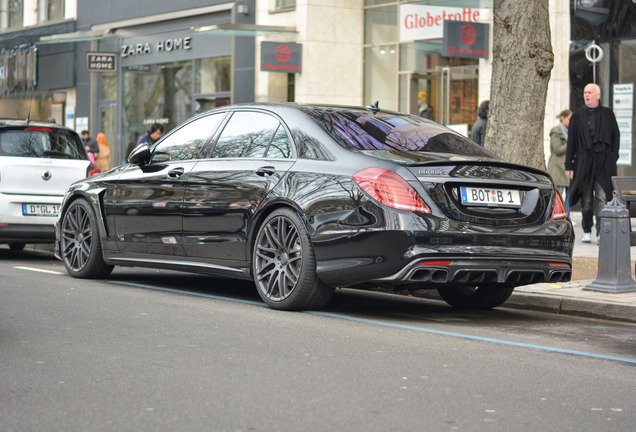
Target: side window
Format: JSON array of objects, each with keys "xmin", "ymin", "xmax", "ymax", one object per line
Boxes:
[
  {"xmin": 265, "ymin": 125, "xmax": 293, "ymax": 158},
  {"xmin": 151, "ymin": 113, "xmax": 223, "ymax": 163},
  {"xmin": 212, "ymin": 111, "xmax": 280, "ymax": 158}
]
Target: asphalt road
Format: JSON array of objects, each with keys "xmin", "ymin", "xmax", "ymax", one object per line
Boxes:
[{"xmin": 1, "ymin": 247, "xmax": 635, "ymax": 432}]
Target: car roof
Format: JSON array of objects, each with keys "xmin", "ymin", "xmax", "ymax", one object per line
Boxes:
[
  {"xmin": 0, "ymin": 118, "xmax": 76, "ymax": 132},
  {"xmin": 204, "ymin": 102, "xmax": 403, "ymax": 117}
]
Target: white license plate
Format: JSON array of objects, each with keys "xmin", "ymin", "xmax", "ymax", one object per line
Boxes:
[
  {"xmin": 22, "ymin": 203, "xmax": 60, "ymax": 217},
  {"xmin": 460, "ymin": 187, "xmax": 521, "ymax": 208}
]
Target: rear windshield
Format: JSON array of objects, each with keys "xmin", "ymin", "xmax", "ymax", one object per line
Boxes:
[
  {"xmin": 0, "ymin": 128, "xmax": 86, "ymax": 160},
  {"xmin": 303, "ymin": 107, "xmax": 496, "ymax": 158}
]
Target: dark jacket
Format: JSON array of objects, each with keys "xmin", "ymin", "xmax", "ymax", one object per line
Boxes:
[
  {"xmin": 83, "ymin": 136, "xmax": 99, "ymax": 153},
  {"xmin": 471, "ymin": 117, "xmax": 487, "ymax": 146},
  {"xmin": 565, "ymin": 104, "xmax": 619, "ymax": 206}
]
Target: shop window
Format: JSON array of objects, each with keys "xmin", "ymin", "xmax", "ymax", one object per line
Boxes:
[
  {"xmin": 364, "ymin": 4, "xmax": 397, "ymax": 45},
  {"xmin": 212, "ymin": 111, "xmax": 283, "ymax": 158},
  {"xmin": 123, "ymin": 61, "xmax": 193, "ymax": 148},
  {"xmin": 151, "ymin": 113, "xmax": 224, "ymax": 163},
  {"xmin": 364, "ymin": 45, "xmax": 398, "ymax": 110},
  {"xmin": 196, "ymin": 57, "xmax": 231, "ymax": 94}
]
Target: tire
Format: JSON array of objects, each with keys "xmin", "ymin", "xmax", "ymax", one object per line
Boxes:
[
  {"xmin": 8, "ymin": 242, "xmax": 25, "ymax": 250},
  {"xmin": 437, "ymin": 284, "xmax": 515, "ymax": 309},
  {"xmin": 252, "ymin": 208, "xmax": 334, "ymax": 311},
  {"xmin": 59, "ymin": 198, "xmax": 114, "ymax": 279}
]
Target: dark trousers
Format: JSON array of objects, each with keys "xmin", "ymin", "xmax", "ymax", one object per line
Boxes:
[{"xmin": 580, "ymin": 177, "xmax": 607, "ymax": 236}]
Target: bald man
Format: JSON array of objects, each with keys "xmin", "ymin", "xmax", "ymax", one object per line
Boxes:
[{"xmin": 565, "ymin": 83, "xmax": 619, "ymax": 244}]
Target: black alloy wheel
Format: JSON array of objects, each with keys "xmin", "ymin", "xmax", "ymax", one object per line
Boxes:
[
  {"xmin": 253, "ymin": 208, "xmax": 334, "ymax": 310},
  {"xmin": 60, "ymin": 199, "xmax": 113, "ymax": 278},
  {"xmin": 437, "ymin": 284, "xmax": 515, "ymax": 309}
]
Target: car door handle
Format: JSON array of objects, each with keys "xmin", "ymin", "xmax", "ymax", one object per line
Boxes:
[
  {"xmin": 168, "ymin": 167, "xmax": 185, "ymax": 178},
  {"xmin": 256, "ymin": 166, "xmax": 276, "ymax": 177}
]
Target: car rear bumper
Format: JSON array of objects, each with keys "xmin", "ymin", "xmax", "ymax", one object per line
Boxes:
[
  {"xmin": 314, "ymin": 225, "xmax": 574, "ymax": 288},
  {"xmin": 0, "ymin": 223, "xmax": 56, "ymax": 243}
]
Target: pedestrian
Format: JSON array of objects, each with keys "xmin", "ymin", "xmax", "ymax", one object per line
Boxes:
[
  {"xmin": 471, "ymin": 100, "xmax": 489, "ymax": 146},
  {"xmin": 81, "ymin": 130, "xmax": 99, "ymax": 163},
  {"xmin": 137, "ymin": 123, "xmax": 164, "ymax": 147},
  {"xmin": 547, "ymin": 109, "xmax": 572, "ymax": 215},
  {"xmin": 95, "ymin": 132, "xmax": 111, "ymax": 172},
  {"xmin": 565, "ymin": 83, "xmax": 620, "ymax": 244}
]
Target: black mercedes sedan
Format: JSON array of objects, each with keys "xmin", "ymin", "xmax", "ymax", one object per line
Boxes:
[{"xmin": 55, "ymin": 103, "xmax": 573, "ymax": 311}]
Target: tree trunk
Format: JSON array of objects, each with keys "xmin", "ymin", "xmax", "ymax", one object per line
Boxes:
[{"xmin": 486, "ymin": 0, "xmax": 554, "ymax": 171}]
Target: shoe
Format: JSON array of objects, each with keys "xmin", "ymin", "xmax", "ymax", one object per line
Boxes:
[
  {"xmin": 572, "ymin": 221, "xmax": 577, "ymax": 227},
  {"xmin": 582, "ymin": 232, "xmax": 592, "ymax": 243},
  {"xmin": 597, "ymin": 236, "xmax": 600, "ymax": 245}
]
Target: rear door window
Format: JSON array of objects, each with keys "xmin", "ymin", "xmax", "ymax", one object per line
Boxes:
[{"xmin": 212, "ymin": 111, "xmax": 291, "ymax": 158}]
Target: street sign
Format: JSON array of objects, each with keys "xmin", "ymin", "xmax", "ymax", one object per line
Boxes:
[{"xmin": 86, "ymin": 52, "xmax": 117, "ymax": 72}]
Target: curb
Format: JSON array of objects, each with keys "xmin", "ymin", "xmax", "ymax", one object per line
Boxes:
[
  {"xmin": 505, "ymin": 292, "xmax": 636, "ymax": 323},
  {"xmin": 403, "ymin": 288, "xmax": 636, "ymax": 324}
]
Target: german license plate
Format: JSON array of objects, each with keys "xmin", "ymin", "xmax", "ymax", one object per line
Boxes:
[
  {"xmin": 22, "ymin": 203, "xmax": 60, "ymax": 217},
  {"xmin": 460, "ymin": 187, "xmax": 521, "ymax": 208}
]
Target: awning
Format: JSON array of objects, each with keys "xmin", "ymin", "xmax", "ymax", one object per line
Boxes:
[
  {"xmin": 191, "ymin": 23, "xmax": 297, "ymax": 37},
  {"xmin": 37, "ymin": 30, "xmax": 115, "ymax": 44}
]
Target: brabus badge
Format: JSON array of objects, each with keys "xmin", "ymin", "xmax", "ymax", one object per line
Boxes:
[{"xmin": 418, "ymin": 169, "xmax": 446, "ymax": 176}]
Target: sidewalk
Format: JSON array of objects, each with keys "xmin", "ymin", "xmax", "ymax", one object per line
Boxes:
[{"xmin": 510, "ymin": 211, "xmax": 636, "ymax": 323}]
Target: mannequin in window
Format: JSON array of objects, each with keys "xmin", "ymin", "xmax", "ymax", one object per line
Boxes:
[{"xmin": 418, "ymin": 91, "xmax": 435, "ymax": 120}]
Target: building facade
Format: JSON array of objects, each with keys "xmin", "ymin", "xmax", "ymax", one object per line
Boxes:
[{"xmin": 0, "ymin": 0, "xmax": 633, "ymax": 174}]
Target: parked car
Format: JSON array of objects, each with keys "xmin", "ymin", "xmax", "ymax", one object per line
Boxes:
[
  {"xmin": 0, "ymin": 119, "xmax": 100, "ymax": 250},
  {"xmin": 55, "ymin": 103, "xmax": 574, "ymax": 310}
]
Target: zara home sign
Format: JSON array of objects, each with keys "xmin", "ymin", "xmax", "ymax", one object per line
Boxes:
[{"xmin": 121, "ymin": 37, "xmax": 192, "ymax": 58}]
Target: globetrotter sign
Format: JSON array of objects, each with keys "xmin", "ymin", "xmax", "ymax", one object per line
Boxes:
[
  {"xmin": 261, "ymin": 42, "xmax": 302, "ymax": 74},
  {"xmin": 443, "ymin": 20, "xmax": 489, "ymax": 59},
  {"xmin": 399, "ymin": 4, "xmax": 483, "ymax": 41}
]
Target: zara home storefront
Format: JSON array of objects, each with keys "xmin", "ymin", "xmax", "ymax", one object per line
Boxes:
[{"xmin": 84, "ymin": 3, "xmax": 254, "ymax": 165}]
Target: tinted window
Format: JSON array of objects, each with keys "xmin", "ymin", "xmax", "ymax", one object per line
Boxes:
[
  {"xmin": 303, "ymin": 107, "xmax": 496, "ymax": 158},
  {"xmin": 151, "ymin": 113, "xmax": 223, "ymax": 163},
  {"xmin": 213, "ymin": 111, "xmax": 280, "ymax": 158},
  {"xmin": 265, "ymin": 125, "xmax": 293, "ymax": 158},
  {"xmin": 0, "ymin": 128, "xmax": 85, "ymax": 159}
]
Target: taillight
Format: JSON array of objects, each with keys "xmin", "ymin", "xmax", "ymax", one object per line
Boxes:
[
  {"xmin": 87, "ymin": 167, "xmax": 101, "ymax": 177},
  {"xmin": 353, "ymin": 167, "xmax": 431, "ymax": 213},
  {"xmin": 551, "ymin": 188, "xmax": 568, "ymax": 219}
]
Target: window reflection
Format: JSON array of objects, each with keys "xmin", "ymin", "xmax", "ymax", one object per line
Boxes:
[
  {"xmin": 266, "ymin": 125, "xmax": 292, "ymax": 158},
  {"xmin": 123, "ymin": 61, "xmax": 193, "ymax": 150},
  {"xmin": 213, "ymin": 112, "xmax": 280, "ymax": 158},
  {"xmin": 151, "ymin": 113, "xmax": 224, "ymax": 163}
]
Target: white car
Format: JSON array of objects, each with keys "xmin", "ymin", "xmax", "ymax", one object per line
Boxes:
[{"xmin": 0, "ymin": 120, "xmax": 100, "ymax": 250}]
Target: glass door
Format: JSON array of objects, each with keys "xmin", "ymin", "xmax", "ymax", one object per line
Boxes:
[
  {"xmin": 406, "ymin": 65, "xmax": 479, "ymax": 130},
  {"xmin": 97, "ymin": 102, "xmax": 117, "ymax": 167}
]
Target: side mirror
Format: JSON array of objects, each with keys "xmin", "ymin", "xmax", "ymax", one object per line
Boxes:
[{"xmin": 128, "ymin": 143, "xmax": 151, "ymax": 165}]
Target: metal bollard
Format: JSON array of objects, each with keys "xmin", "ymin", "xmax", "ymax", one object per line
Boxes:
[{"xmin": 585, "ymin": 191, "xmax": 636, "ymax": 293}]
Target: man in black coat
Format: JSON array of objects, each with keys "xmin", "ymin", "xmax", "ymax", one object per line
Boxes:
[{"xmin": 565, "ymin": 83, "xmax": 619, "ymax": 243}]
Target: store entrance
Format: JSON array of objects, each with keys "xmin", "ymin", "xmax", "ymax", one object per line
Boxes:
[{"xmin": 406, "ymin": 65, "xmax": 479, "ymax": 132}]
